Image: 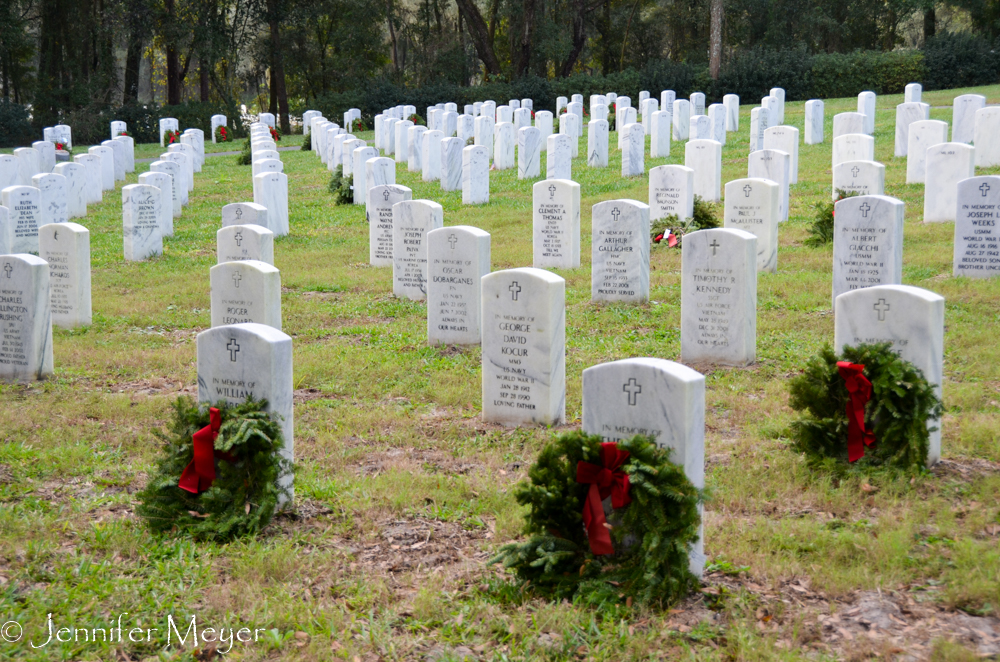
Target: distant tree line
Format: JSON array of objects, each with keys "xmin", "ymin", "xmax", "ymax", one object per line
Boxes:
[{"xmin": 1, "ymin": 0, "xmax": 999, "ymax": 136}]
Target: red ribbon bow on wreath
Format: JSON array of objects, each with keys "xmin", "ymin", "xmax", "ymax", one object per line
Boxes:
[
  {"xmin": 837, "ymin": 361, "xmax": 876, "ymax": 462},
  {"xmin": 576, "ymin": 442, "xmax": 632, "ymax": 555},
  {"xmin": 178, "ymin": 408, "xmax": 231, "ymax": 494}
]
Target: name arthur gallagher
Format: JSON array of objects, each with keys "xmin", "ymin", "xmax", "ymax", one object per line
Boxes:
[{"xmin": 26, "ymin": 613, "xmax": 266, "ymax": 654}]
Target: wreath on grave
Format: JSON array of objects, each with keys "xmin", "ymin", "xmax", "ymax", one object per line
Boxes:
[
  {"xmin": 408, "ymin": 113, "xmax": 425, "ymax": 126},
  {"xmin": 117, "ymin": 131, "xmax": 129, "ymax": 137},
  {"xmin": 136, "ymin": 396, "xmax": 291, "ymax": 541},
  {"xmin": 492, "ymin": 432, "xmax": 703, "ymax": 607},
  {"xmin": 164, "ymin": 129, "xmax": 181, "ymax": 145},
  {"xmin": 351, "ymin": 118, "xmax": 366, "ymax": 133},
  {"xmin": 215, "ymin": 125, "xmax": 230, "ymax": 143},
  {"xmin": 805, "ymin": 189, "xmax": 859, "ymax": 247},
  {"xmin": 787, "ymin": 343, "xmax": 943, "ymax": 471},
  {"xmin": 650, "ymin": 196, "xmax": 722, "ymax": 248},
  {"xmin": 269, "ymin": 126, "xmax": 281, "ymax": 142},
  {"xmin": 55, "ymin": 142, "xmax": 71, "ymax": 154},
  {"xmin": 328, "ymin": 164, "xmax": 353, "ymax": 205}
]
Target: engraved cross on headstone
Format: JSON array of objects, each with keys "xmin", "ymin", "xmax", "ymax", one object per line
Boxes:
[
  {"xmin": 743, "ymin": 184, "xmax": 753, "ymax": 197},
  {"xmin": 383, "ymin": 189, "xmax": 391, "ymax": 201},
  {"xmin": 611, "ymin": 207, "xmax": 621, "ymax": 222},
  {"xmin": 448, "ymin": 234, "xmax": 458, "ymax": 249},
  {"xmin": 232, "ymin": 271, "xmax": 242, "ymax": 288},
  {"xmin": 851, "ymin": 165, "xmax": 860, "ymax": 178},
  {"xmin": 709, "ymin": 239, "xmax": 720, "ymax": 255},
  {"xmin": 234, "ymin": 231, "xmax": 243, "ymax": 247},
  {"xmin": 860, "ymin": 202, "xmax": 871, "ymax": 218},
  {"xmin": 2, "ymin": 263, "xmax": 10, "ymax": 278},
  {"xmin": 873, "ymin": 298, "xmax": 890, "ymax": 321},
  {"xmin": 235, "ymin": 207, "xmax": 243, "ymax": 220},
  {"xmin": 981, "ymin": 182, "xmax": 991, "ymax": 197},
  {"xmin": 548, "ymin": 184, "xmax": 556, "ymax": 198},
  {"xmin": 623, "ymin": 378, "xmax": 642, "ymax": 406},
  {"xmin": 227, "ymin": 338, "xmax": 240, "ymax": 361},
  {"xmin": 509, "ymin": 281, "xmax": 522, "ymax": 301}
]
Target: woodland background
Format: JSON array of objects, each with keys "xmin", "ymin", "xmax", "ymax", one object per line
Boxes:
[{"xmin": 2, "ymin": 0, "xmax": 1000, "ymax": 145}]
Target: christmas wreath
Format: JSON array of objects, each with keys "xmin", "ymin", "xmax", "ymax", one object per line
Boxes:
[
  {"xmin": 269, "ymin": 126, "xmax": 281, "ymax": 141},
  {"xmin": 408, "ymin": 113, "xmax": 425, "ymax": 126},
  {"xmin": 164, "ymin": 129, "xmax": 181, "ymax": 145},
  {"xmin": 788, "ymin": 343, "xmax": 943, "ymax": 471},
  {"xmin": 328, "ymin": 164, "xmax": 353, "ymax": 205},
  {"xmin": 215, "ymin": 125, "xmax": 230, "ymax": 143},
  {"xmin": 117, "ymin": 131, "xmax": 129, "ymax": 137},
  {"xmin": 492, "ymin": 432, "xmax": 703, "ymax": 607},
  {"xmin": 650, "ymin": 196, "xmax": 722, "ymax": 248},
  {"xmin": 805, "ymin": 189, "xmax": 859, "ymax": 247},
  {"xmin": 136, "ymin": 396, "xmax": 291, "ymax": 541},
  {"xmin": 351, "ymin": 117, "xmax": 366, "ymax": 133},
  {"xmin": 55, "ymin": 142, "xmax": 71, "ymax": 154}
]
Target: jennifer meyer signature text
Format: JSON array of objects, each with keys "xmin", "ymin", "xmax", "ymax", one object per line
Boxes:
[{"xmin": 2, "ymin": 613, "xmax": 267, "ymax": 654}]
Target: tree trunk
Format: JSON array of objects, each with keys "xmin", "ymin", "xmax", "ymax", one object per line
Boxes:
[
  {"xmin": 513, "ymin": 0, "xmax": 537, "ymax": 78},
  {"xmin": 924, "ymin": 7, "xmax": 936, "ymax": 41},
  {"xmin": 124, "ymin": 32, "xmax": 143, "ymax": 103},
  {"xmin": 454, "ymin": 0, "xmax": 503, "ymax": 76},
  {"xmin": 387, "ymin": 0, "xmax": 400, "ymax": 77},
  {"xmin": 165, "ymin": 0, "xmax": 181, "ymax": 104},
  {"xmin": 709, "ymin": 0, "xmax": 723, "ymax": 79},
  {"xmin": 267, "ymin": 0, "xmax": 290, "ymax": 133},
  {"xmin": 560, "ymin": 0, "xmax": 586, "ymax": 77},
  {"xmin": 199, "ymin": 58, "xmax": 209, "ymax": 102}
]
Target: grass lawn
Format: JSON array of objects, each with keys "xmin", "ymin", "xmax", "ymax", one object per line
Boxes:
[{"xmin": 2, "ymin": 84, "xmax": 1000, "ymax": 661}]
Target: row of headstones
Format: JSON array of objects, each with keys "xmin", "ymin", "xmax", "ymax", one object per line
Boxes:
[{"xmin": 246, "ymin": 122, "xmax": 290, "ymax": 236}]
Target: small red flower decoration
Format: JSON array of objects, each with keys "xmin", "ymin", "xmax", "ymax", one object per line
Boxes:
[
  {"xmin": 269, "ymin": 126, "xmax": 280, "ymax": 141},
  {"xmin": 653, "ymin": 233, "xmax": 664, "ymax": 244}
]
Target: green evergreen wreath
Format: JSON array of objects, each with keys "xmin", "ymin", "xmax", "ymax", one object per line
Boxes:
[
  {"xmin": 136, "ymin": 397, "xmax": 291, "ymax": 542},
  {"xmin": 492, "ymin": 432, "xmax": 703, "ymax": 607},
  {"xmin": 788, "ymin": 343, "xmax": 943, "ymax": 470}
]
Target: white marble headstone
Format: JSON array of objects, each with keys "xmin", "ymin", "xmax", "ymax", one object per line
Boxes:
[
  {"xmin": 474, "ymin": 116, "xmax": 494, "ymax": 161},
  {"xmin": 217, "ymin": 224, "xmax": 274, "ymax": 265},
  {"xmin": 906, "ymin": 120, "xmax": 949, "ymax": 184},
  {"xmin": 440, "ymin": 138, "xmax": 463, "ymax": 192},
  {"xmin": 587, "ymin": 119, "xmax": 609, "ymax": 167},
  {"xmin": 649, "ymin": 165, "xmax": 693, "ymax": 222},
  {"xmin": 749, "ymin": 107, "xmax": 768, "ymax": 152},
  {"xmin": 681, "ymin": 228, "xmax": 757, "ymax": 366},
  {"xmin": 1, "ymin": 185, "xmax": 42, "ymax": 253},
  {"xmin": 0, "ymin": 254, "xmax": 53, "ymax": 382},
  {"xmin": 253, "ymin": 172, "xmax": 289, "ymax": 235},
  {"xmin": 673, "ymin": 100, "xmax": 690, "ymax": 141},
  {"xmin": 481, "ymin": 267, "xmax": 565, "ymax": 426},
  {"xmin": 547, "ymin": 133, "xmax": 572, "ymax": 181},
  {"xmin": 421, "ymin": 130, "xmax": 444, "ymax": 181},
  {"xmin": 581, "ymin": 357, "xmax": 706, "ymax": 576},
  {"xmin": 368, "ymin": 184, "xmax": 412, "ymax": 266},
  {"xmin": 427, "ymin": 225, "xmax": 491, "ymax": 346},
  {"xmin": 32, "ymin": 141, "xmax": 55, "ymax": 174},
  {"xmin": 409, "ymin": 125, "xmax": 428, "ymax": 173},
  {"xmin": 494, "ymin": 122, "xmax": 515, "ymax": 170},
  {"xmin": 805, "ymin": 100, "xmax": 824, "ymax": 145},
  {"xmin": 975, "ymin": 108, "xmax": 1000, "ymax": 168},
  {"xmin": 122, "ymin": 184, "xmax": 162, "ymax": 261},
  {"xmin": 210, "ymin": 260, "xmax": 281, "ymax": 330},
  {"xmin": 621, "ymin": 123, "xmax": 645, "ymax": 177},
  {"xmin": 38, "ymin": 222, "xmax": 91, "ymax": 328},
  {"xmin": 138, "ymin": 171, "xmax": 174, "ymax": 236},
  {"xmin": 222, "ymin": 202, "xmax": 269, "ymax": 230},
  {"xmin": 53, "ymin": 162, "xmax": 86, "ymax": 219},
  {"xmin": 591, "ymin": 199, "xmax": 649, "ymax": 303},
  {"xmin": 832, "ymin": 195, "xmax": 904, "ymax": 305},
  {"xmin": 352, "ymin": 146, "xmax": 379, "ymax": 204},
  {"xmin": 924, "ymin": 143, "xmax": 975, "ymax": 223},
  {"xmin": 518, "ymin": 127, "xmax": 541, "ymax": 180},
  {"xmin": 88, "ymin": 146, "xmax": 115, "ymax": 191},
  {"xmin": 31, "ymin": 173, "xmax": 68, "ymax": 226},
  {"xmin": 72, "ymin": 154, "xmax": 102, "ymax": 204},
  {"xmin": 196, "ymin": 323, "xmax": 294, "ymax": 501},
  {"xmin": 0, "ymin": 155, "xmax": 19, "ymax": 190},
  {"xmin": 953, "ymin": 176, "xmax": 1000, "ymax": 278},
  {"xmin": 533, "ymin": 179, "xmax": 580, "ymax": 269},
  {"xmin": 763, "ymin": 126, "xmax": 799, "ymax": 184},
  {"xmin": 462, "ymin": 145, "xmax": 489, "ymax": 205},
  {"xmin": 685, "ymin": 139, "xmax": 722, "ymax": 203},
  {"xmin": 953, "ymin": 94, "xmax": 985, "ymax": 145},
  {"xmin": 832, "ymin": 134, "xmax": 875, "ymax": 168},
  {"xmin": 834, "ymin": 285, "xmax": 944, "ymax": 464},
  {"xmin": 392, "ymin": 199, "xmax": 443, "ymax": 301},
  {"xmin": 894, "ymin": 102, "xmax": 930, "ymax": 157},
  {"xmin": 723, "ymin": 178, "xmax": 780, "ymax": 273},
  {"xmin": 723, "ymin": 94, "xmax": 739, "ymax": 132},
  {"xmin": 833, "ymin": 160, "xmax": 885, "ymax": 200},
  {"xmin": 857, "ymin": 91, "xmax": 876, "ymax": 135},
  {"xmin": 834, "ymin": 112, "xmax": 867, "ymax": 139}
]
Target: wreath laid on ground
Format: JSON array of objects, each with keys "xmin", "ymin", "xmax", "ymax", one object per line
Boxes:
[
  {"xmin": 269, "ymin": 126, "xmax": 281, "ymax": 141},
  {"xmin": 215, "ymin": 125, "xmax": 230, "ymax": 143},
  {"xmin": 408, "ymin": 113, "xmax": 425, "ymax": 126},
  {"xmin": 237, "ymin": 138, "xmax": 252, "ymax": 165},
  {"xmin": 492, "ymin": 432, "xmax": 703, "ymax": 607},
  {"xmin": 805, "ymin": 189, "xmax": 859, "ymax": 247},
  {"xmin": 136, "ymin": 396, "xmax": 291, "ymax": 542},
  {"xmin": 164, "ymin": 129, "xmax": 181, "ymax": 145},
  {"xmin": 351, "ymin": 118, "xmax": 366, "ymax": 133},
  {"xmin": 650, "ymin": 196, "xmax": 722, "ymax": 248},
  {"xmin": 788, "ymin": 343, "xmax": 943, "ymax": 471},
  {"xmin": 116, "ymin": 131, "xmax": 129, "ymax": 137},
  {"xmin": 328, "ymin": 164, "xmax": 353, "ymax": 205},
  {"xmin": 55, "ymin": 142, "xmax": 71, "ymax": 154}
]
